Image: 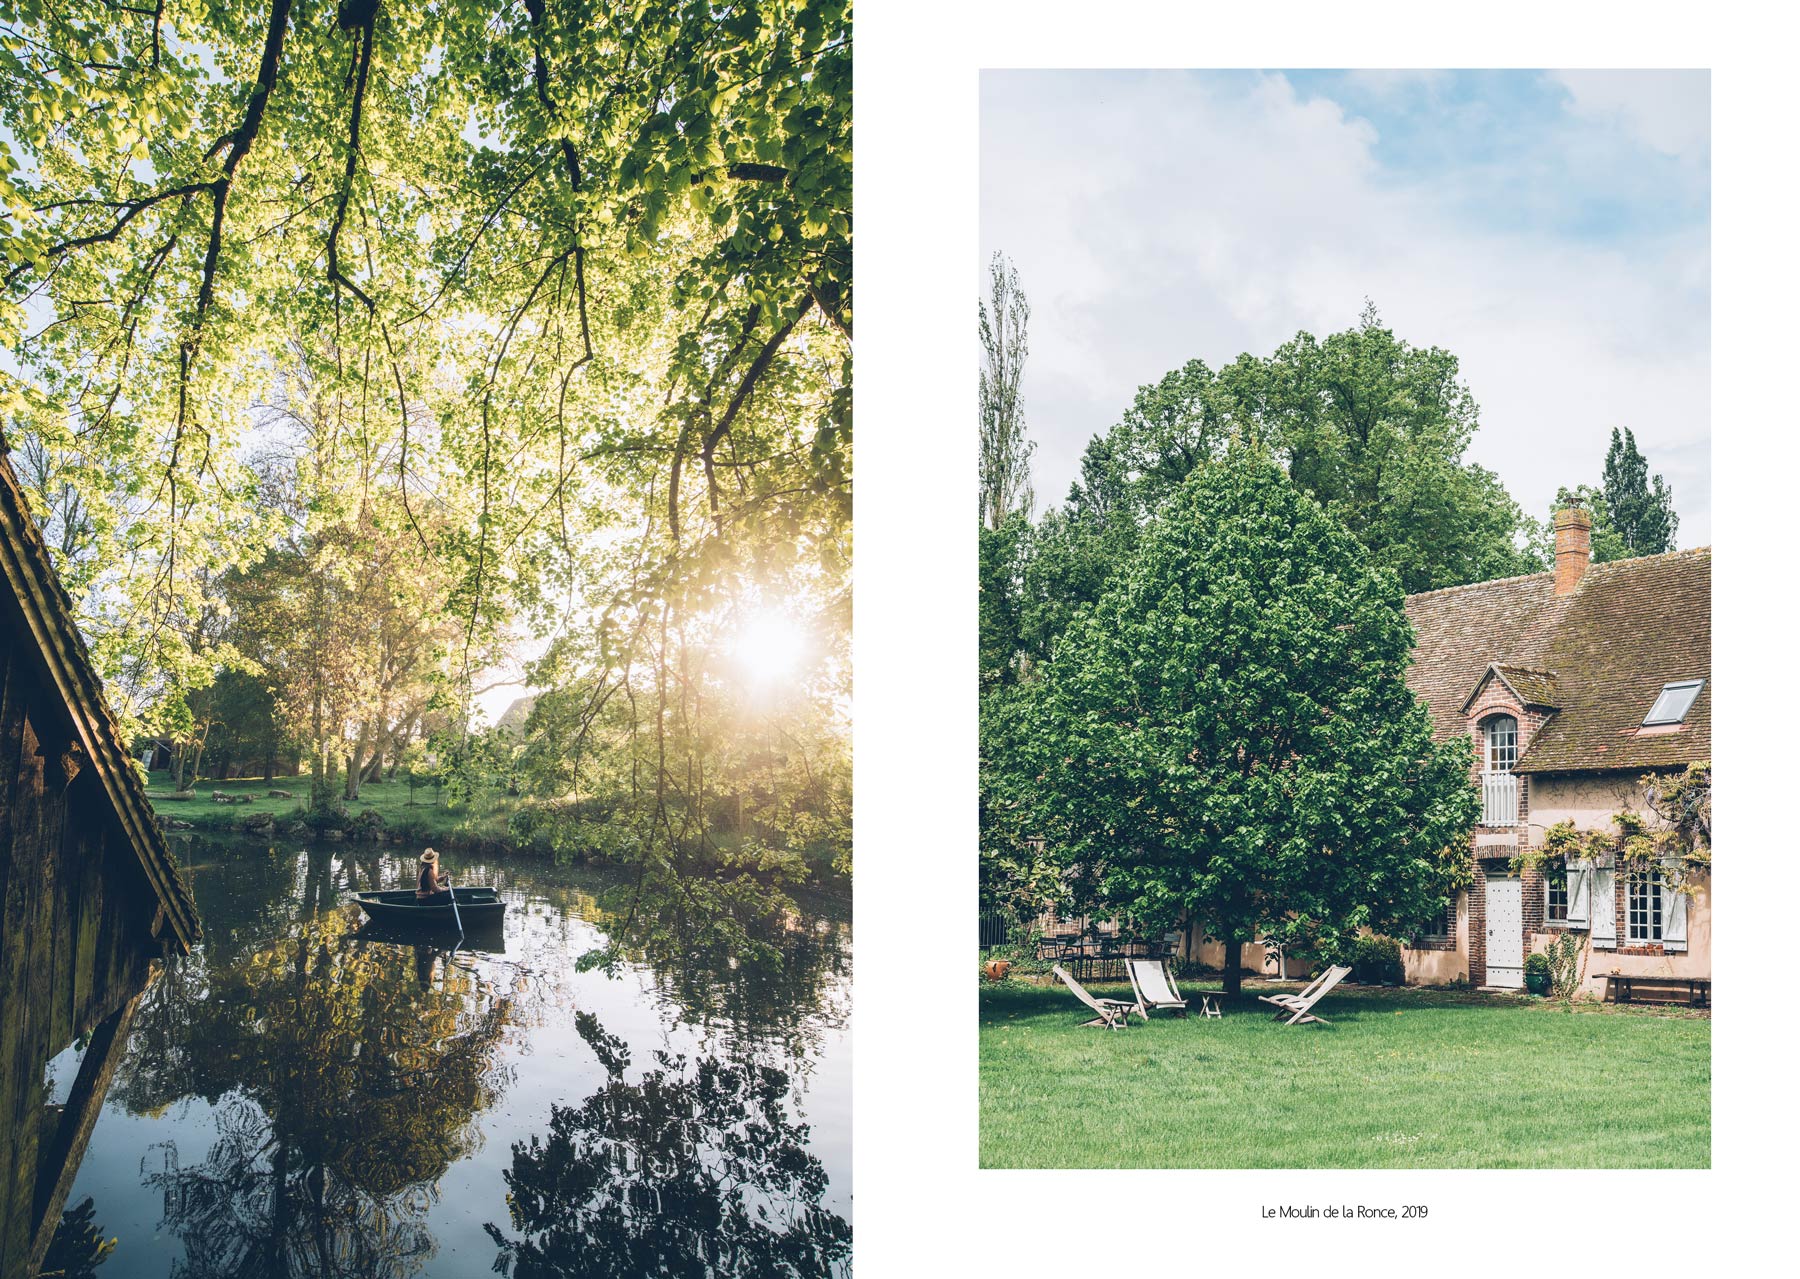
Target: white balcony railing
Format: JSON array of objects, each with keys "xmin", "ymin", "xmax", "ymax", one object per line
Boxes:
[{"xmin": 1481, "ymin": 771, "xmax": 1519, "ymax": 827}]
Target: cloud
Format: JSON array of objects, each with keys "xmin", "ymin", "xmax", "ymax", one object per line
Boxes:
[
  {"xmin": 980, "ymin": 69, "xmax": 1710, "ymax": 542},
  {"xmin": 1549, "ymin": 69, "xmax": 1710, "ymax": 162}
]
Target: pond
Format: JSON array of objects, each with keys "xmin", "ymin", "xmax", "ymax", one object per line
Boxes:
[{"xmin": 55, "ymin": 836, "xmax": 852, "ymax": 1278}]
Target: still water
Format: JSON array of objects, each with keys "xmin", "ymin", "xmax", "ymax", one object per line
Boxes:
[{"xmin": 57, "ymin": 837, "xmax": 852, "ymax": 1277}]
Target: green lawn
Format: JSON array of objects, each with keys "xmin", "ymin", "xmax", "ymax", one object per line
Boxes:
[
  {"xmin": 980, "ymin": 979, "xmax": 1709, "ymax": 1168},
  {"xmin": 147, "ymin": 774, "xmax": 515, "ymax": 841}
]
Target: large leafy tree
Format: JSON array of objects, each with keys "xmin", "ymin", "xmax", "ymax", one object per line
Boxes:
[
  {"xmin": 1014, "ymin": 454, "xmax": 1477, "ymax": 994},
  {"xmin": 2, "ymin": 1, "xmax": 851, "ymax": 890},
  {"xmin": 1001, "ymin": 307, "xmax": 1539, "ymax": 682},
  {"xmin": 1, "ymin": 0, "xmax": 850, "ymax": 740}
]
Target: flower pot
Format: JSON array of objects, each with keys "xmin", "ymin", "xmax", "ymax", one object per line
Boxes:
[{"xmin": 983, "ymin": 959, "xmax": 1012, "ymax": 981}]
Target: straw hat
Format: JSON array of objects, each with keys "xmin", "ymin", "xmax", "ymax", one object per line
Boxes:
[{"xmin": 419, "ymin": 848, "xmax": 439, "ymax": 865}]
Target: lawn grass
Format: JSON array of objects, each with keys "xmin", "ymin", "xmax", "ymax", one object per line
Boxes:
[
  {"xmin": 147, "ymin": 773, "xmax": 515, "ymax": 841},
  {"xmin": 980, "ymin": 978, "xmax": 1709, "ymax": 1168}
]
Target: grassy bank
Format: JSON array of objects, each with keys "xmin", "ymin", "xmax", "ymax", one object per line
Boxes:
[
  {"xmin": 146, "ymin": 773, "xmax": 849, "ymax": 894},
  {"xmin": 148, "ymin": 774, "xmax": 514, "ymax": 841},
  {"xmin": 979, "ymin": 979, "xmax": 1709, "ymax": 1168}
]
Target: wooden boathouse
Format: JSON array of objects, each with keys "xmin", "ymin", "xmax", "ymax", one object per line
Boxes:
[{"xmin": 0, "ymin": 440, "xmax": 201, "ymax": 1278}]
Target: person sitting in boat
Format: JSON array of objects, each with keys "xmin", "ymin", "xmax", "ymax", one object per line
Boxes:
[{"xmin": 415, "ymin": 848, "xmax": 454, "ymax": 905}]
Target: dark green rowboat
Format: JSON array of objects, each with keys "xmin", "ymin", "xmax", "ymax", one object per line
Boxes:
[{"xmin": 347, "ymin": 886, "xmax": 506, "ymax": 927}]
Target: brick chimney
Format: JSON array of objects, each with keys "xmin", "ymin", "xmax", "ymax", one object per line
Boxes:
[{"xmin": 1553, "ymin": 506, "xmax": 1592, "ymax": 596}]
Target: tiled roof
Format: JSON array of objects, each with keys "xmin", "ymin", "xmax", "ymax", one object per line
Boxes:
[
  {"xmin": 1403, "ymin": 570, "xmax": 1556, "ymax": 741},
  {"xmin": 1460, "ymin": 663, "xmax": 1560, "ymax": 714},
  {"xmin": 1404, "ymin": 549, "xmax": 1710, "ymax": 775},
  {"xmin": 0, "ymin": 442, "xmax": 200, "ymax": 950},
  {"xmin": 1493, "ymin": 664, "xmax": 1559, "ymax": 708}
]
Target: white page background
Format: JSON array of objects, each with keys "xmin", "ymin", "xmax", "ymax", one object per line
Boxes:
[{"xmin": 854, "ymin": 3, "xmax": 1796, "ymax": 1274}]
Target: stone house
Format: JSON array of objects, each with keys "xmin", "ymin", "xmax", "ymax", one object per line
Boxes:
[{"xmin": 1400, "ymin": 509, "xmax": 1710, "ymax": 992}]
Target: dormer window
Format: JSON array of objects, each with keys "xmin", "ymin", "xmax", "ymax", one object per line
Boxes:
[
  {"xmin": 1484, "ymin": 715, "xmax": 1518, "ymax": 772},
  {"xmin": 1480, "ymin": 714, "xmax": 1519, "ymax": 826},
  {"xmin": 1642, "ymin": 679, "xmax": 1704, "ymax": 727}
]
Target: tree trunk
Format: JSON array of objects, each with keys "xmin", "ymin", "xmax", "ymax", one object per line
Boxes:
[
  {"xmin": 264, "ymin": 745, "xmax": 277, "ymax": 781},
  {"xmin": 1222, "ymin": 937, "xmax": 1244, "ymax": 998},
  {"xmin": 344, "ymin": 723, "xmax": 372, "ymax": 800},
  {"xmin": 310, "ymin": 690, "xmax": 327, "ymax": 808},
  {"xmin": 170, "ymin": 747, "xmax": 186, "ymax": 793}
]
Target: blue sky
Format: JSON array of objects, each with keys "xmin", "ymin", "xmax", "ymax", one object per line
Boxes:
[{"xmin": 981, "ymin": 69, "xmax": 1710, "ymax": 543}]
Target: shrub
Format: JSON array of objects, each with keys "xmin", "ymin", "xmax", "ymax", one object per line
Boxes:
[
  {"xmin": 1524, "ymin": 951, "xmax": 1553, "ymax": 996},
  {"xmin": 1349, "ymin": 934, "xmax": 1405, "ymax": 985}
]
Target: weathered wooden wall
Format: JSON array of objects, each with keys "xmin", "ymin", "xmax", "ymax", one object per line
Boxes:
[{"xmin": 0, "ymin": 594, "xmax": 164, "ymax": 1279}]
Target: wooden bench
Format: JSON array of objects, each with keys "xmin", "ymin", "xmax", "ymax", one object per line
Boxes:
[{"xmin": 1605, "ymin": 975, "xmax": 1710, "ymax": 1008}]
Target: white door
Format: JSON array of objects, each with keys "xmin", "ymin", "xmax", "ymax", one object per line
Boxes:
[{"xmin": 1486, "ymin": 876, "xmax": 1523, "ymax": 988}]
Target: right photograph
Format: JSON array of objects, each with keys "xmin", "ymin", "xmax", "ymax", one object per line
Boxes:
[{"xmin": 977, "ymin": 69, "xmax": 1710, "ymax": 1169}]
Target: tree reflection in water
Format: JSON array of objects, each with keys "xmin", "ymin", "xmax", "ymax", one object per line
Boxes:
[
  {"xmin": 37, "ymin": 1196, "xmax": 115, "ymax": 1278},
  {"xmin": 486, "ymin": 1013, "xmax": 850, "ymax": 1279},
  {"xmin": 77, "ymin": 843, "xmax": 849, "ymax": 1276},
  {"xmin": 113, "ymin": 910, "xmax": 515, "ymax": 1278},
  {"xmin": 559, "ymin": 872, "xmax": 852, "ymax": 1064}
]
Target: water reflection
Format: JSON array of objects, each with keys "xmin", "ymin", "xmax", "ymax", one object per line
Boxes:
[
  {"xmin": 37, "ymin": 1197, "xmax": 114, "ymax": 1279},
  {"xmin": 61, "ymin": 841, "xmax": 850, "ymax": 1277},
  {"xmin": 486, "ymin": 1013, "xmax": 850, "ymax": 1277}
]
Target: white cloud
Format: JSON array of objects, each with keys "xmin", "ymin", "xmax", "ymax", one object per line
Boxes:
[
  {"xmin": 1550, "ymin": 69, "xmax": 1710, "ymax": 162},
  {"xmin": 980, "ymin": 70, "xmax": 1711, "ymax": 541}
]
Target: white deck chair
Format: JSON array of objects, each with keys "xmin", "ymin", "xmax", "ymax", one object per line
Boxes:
[
  {"xmin": 1052, "ymin": 965, "xmax": 1133, "ymax": 1030},
  {"xmin": 1256, "ymin": 964, "xmax": 1350, "ymax": 1026},
  {"xmin": 1258, "ymin": 964, "xmax": 1335, "ymax": 1010},
  {"xmin": 1126, "ymin": 958, "xmax": 1219, "ymax": 1019}
]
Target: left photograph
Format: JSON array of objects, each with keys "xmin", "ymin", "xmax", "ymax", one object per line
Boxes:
[{"xmin": 0, "ymin": 3, "xmax": 850, "ymax": 1276}]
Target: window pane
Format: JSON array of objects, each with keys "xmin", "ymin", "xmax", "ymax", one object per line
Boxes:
[
  {"xmin": 1643, "ymin": 679, "xmax": 1704, "ymax": 726},
  {"xmin": 1485, "ymin": 715, "xmax": 1518, "ymax": 772},
  {"xmin": 1626, "ymin": 871, "xmax": 1663, "ymax": 941}
]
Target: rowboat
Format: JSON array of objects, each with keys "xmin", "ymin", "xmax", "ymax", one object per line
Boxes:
[{"xmin": 346, "ymin": 886, "xmax": 507, "ymax": 927}]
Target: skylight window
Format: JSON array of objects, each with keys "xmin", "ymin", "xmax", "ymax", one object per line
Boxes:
[{"xmin": 1642, "ymin": 679, "xmax": 1704, "ymax": 726}]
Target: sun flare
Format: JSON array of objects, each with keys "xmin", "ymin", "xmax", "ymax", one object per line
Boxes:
[{"xmin": 731, "ymin": 608, "xmax": 811, "ymax": 690}]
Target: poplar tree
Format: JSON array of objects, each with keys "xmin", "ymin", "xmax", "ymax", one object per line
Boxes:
[
  {"xmin": 1602, "ymin": 427, "xmax": 1679, "ymax": 557},
  {"xmin": 978, "ymin": 252, "xmax": 1035, "ymax": 529}
]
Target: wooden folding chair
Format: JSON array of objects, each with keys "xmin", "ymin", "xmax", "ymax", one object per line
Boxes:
[
  {"xmin": 1256, "ymin": 964, "xmax": 1350, "ymax": 1026},
  {"xmin": 1052, "ymin": 964, "xmax": 1134, "ymax": 1030},
  {"xmin": 1126, "ymin": 958, "xmax": 1218, "ymax": 1019}
]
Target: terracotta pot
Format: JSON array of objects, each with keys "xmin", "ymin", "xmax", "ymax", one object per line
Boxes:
[{"xmin": 984, "ymin": 959, "xmax": 1012, "ymax": 981}]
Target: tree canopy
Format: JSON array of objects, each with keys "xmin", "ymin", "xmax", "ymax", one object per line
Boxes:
[
  {"xmin": 1602, "ymin": 426, "xmax": 1679, "ymax": 558},
  {"xmin": 2, "ymin": 0, "xmax": 851, "ymax": 881},
  {"xmin": 1000, "ymin": 454, "xmax": 1477, "ymax": 992},
  {"xmin": 1544, "ymin": 426, "xmax": 1682, "ymax": 567},
  {"xmin": 982, "ymin": 305, "xmax": 1542, "ymax": 692}
]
